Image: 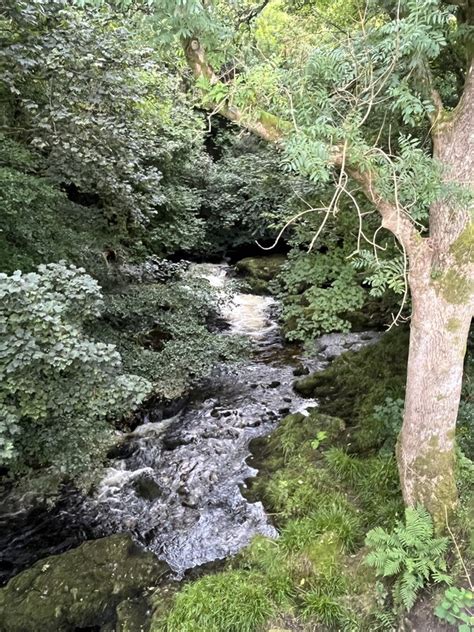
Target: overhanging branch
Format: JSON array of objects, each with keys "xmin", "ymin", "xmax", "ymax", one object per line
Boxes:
[
  {"xmin": 184, "ymin": 37, "xmax": 286, "ymax": 142},
  {"xmin": 236, "ymin": 0, "xmax": 271, "ymax": 27},
  {"xmin": 183, "ymin": 36, "xmax": 423, "ymax": 255}
]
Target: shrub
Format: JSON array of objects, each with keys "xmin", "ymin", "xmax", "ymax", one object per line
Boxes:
[{"xmin": 0, "ymin": 263, "xmax": 150, "ymax": 474}]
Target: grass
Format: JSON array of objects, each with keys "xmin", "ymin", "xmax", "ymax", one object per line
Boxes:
[{"xmin": 153, "ymin": 570, "xmax": 276, "ymax": 632}]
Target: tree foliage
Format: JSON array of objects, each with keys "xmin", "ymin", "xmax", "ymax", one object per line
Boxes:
[
  {"xmin": 0, "ymin": 0, "xmax": 208, "ymax": 253},
  {"xmin": 0, "ymin": 263, "xmax": 151, "ymax": 474}
]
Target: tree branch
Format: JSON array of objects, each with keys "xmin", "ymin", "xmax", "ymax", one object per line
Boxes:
[
  {"xmin": 236, "ymin": 0, "xmax": 271, "ymax": 27},
  {"xmin": 183, "ymin": 36, "xmax": 423, "ymax": 256},
  {"xmin": 184, "ymin": 37, "xmax": 288, "ymax": 142},
  {"xmin": 345, "ymin": 164, "xmax": 423, "ymax": 257},
  {"xmin": 430, "ymin": 57, "xmax": 474, "ymax": 249}
]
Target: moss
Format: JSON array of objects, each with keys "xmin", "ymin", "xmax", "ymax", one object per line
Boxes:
[
  {"xmin": 294, "ymin": 328, "xmax": 409, "ymax": 451},
  {"xmin": 116, "ymin": 598, "xmax": 152, "ymax": 632},
  {"xmin": 410, "ymin": 438, "xmax": 457, "ymax": 529},
  {"xmin": 234, "ymin": 255, "xmax": 286, "ymax": 294},
  {"xmin": 0, "ymin": 534, "xmax": 168, "ymax": 632},
  {"xmin": 450, "ymin": 223, "xmax": 474, "ymax": 266},
  {"xmin": 437, "ymin": 269, "xmax": 474, "ymax": 305},
  {"xmin": 235, "ymin": 255, "xmax": 286, "ymax": 281},
  {"xmin": 163, "ymin": 370, "xmax": 408, "ymax": 632},
  {"xmin": 447, "ymin": 317, "xmax": 462, "ymax": 332}
]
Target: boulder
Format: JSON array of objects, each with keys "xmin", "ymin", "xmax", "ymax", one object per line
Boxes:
[
  {"xmin": 0, "ymin": 534, "xmax": 168, "ymax": 632},
  {"xmin": 235, "ymin": 255, "xmax": 286, "ymax": 281},
  {"xmin": 235, "ymin": 255, "xmax": 286, "ymax": 294}
]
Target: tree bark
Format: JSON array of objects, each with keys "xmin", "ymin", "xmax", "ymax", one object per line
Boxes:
[
  {"xmin": 398, "ymin": 254, "xmax": 472, "ymax": 525},
  {"xmin": 397, "ymin": 60, "xmax": 474, "ymax": 526}
]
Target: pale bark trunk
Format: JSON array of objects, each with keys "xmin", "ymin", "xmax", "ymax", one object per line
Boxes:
[
  {"xmin": 398, "ymin": 266, "xmax": 472, "ymax": 525},
  {"xmin": 397, "ymin": 61, "xmax": 474, "ymax": 526}
]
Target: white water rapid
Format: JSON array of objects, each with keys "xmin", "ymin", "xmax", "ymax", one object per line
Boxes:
[{"xmin": 88, "ymin": 263, "xmax": 319, "ymax": 576}]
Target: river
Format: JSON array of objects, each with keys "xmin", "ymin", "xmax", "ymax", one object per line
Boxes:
[{"xmin": 0, "ymin": 262, "xmax": 378, "ymax": 583}]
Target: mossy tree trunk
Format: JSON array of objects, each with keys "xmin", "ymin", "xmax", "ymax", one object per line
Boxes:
[
  {"xmin": 397, "ymin": 61, "xmax": 474, "ymax": 525},
  {"xmin": 397, "ymin": 265, "xmax": 472, "ymax": 525}
]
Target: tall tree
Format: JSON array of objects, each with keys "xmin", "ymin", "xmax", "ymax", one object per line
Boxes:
[{"xmin": 152, "ymin": 0, "xmax": 473, "ymax": 524}]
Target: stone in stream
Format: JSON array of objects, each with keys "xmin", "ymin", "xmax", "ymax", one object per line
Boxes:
[
  {"xmin": 133, "ymin": 475, "xmax": 162, "ymax": 501},
  {"xmin": 267, "ymin": 380, "xmax": 281, "ymax": 388},
  {"xmin": 292, "ymin": 362, "xmax": 309, "ymax": 377},
  {"xmin": 234, "ymin": 255, "xmax": 286, "ymax": 295},
  {"xmin": 0, "ymin": 534, "xmax": 168, "ymax": 632}
]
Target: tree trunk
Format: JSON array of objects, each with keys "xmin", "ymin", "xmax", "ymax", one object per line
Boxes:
[{"xmin": 397, "ymin": 253, "xmax": 472, "ymax": 527}]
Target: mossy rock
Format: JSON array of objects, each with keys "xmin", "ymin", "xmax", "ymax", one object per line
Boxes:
[
  {"xmin": 0, "ymin": 534, "xmax": 168, "ymax": 632},
  {"xmin": 245, "ymin": 276, "xmax": 273, "ymax": 295},
  {"xmin": 294, "ymin": 327, "xmax": 409, "ymax": 450},
  {"xmin": 235, "ymin": 255, "xmax": 286, "ymax": 280}
]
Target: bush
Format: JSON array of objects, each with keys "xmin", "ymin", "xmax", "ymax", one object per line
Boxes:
[
  {"xmin": 0, "ymin": 263, "xmax": 150, "ymax": 474},
  {"xmin": 97, "ymin": 273, "xmax": 247, "ymax": 399}
]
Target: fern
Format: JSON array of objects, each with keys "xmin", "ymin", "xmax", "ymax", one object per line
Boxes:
[
  {"xmin": 365, "ymin": 507, "xmax": 451, "ymax": 611},
  {"xmin": 352, "ymin": 250, "xmax": 405, "ymax": 297}
]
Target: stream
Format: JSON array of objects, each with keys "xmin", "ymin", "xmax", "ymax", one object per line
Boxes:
[
  {"xmin": 0, "ymin": 262, "xmax": 379, "ymax": 583},
  {"xmin": 89, "ymin": 263, "xmax": 321, "ymax": 576}
]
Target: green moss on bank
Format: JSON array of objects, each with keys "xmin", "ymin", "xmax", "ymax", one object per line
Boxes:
[{"xmin": 294, "ymin": 327, "xmax": 409, "ymax": 450}]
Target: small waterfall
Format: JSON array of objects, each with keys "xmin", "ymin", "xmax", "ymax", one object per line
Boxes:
[{"xmin": 189, "ymin": 262, "xmax": 278, "ymax": 340}]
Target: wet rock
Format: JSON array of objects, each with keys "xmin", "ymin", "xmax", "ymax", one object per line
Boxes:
[
  {"xmin": 133, "ymin": 476, "xmax": 162, "ymax": 502},
  {"xmin": 283, "ymin": 396, "xmax": 292, "ymax": 403},
  {"xmin": 235, "ymin": 256, "xmax": 286, "ymax": 281},
  {"xmin": 278, "ymin": 407, "xmax": 291, "ymax": 415},
  {"xmin": 235, "ymin": 255, "xmax": 286, "ymax": 295},
  {"xmin": 162, "ymin": 433, "xmax": 193, "ymax": 451},
  {"xmin": 293, "ymin": 373, "xmax": 322, "ymax": 398},
  {"xmin": 292, "ymin": 363, "xmax": 309, "ymax": 377},
  {"xmin": 313, "ymin": 331, "xmax": 381, "ymax": 360},
  {"xmin": 116, "ymin": 597, "xmax": 151, "ymax": 632},
  {"xmin": 0, "ymin": 534, "xmax": 168, "ymax": 632},
  {"xmin": 268, "ymin": 380, "xmax": 281, "ymax": 388}
]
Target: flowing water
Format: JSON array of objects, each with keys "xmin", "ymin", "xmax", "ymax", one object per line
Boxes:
[
  {"xmin": 0, "ymin": 262, "xmax": 380, "ymax": 583},
  {"xmin": 89, "ymin": 263, "xmax": 320, "ymax": 576}
]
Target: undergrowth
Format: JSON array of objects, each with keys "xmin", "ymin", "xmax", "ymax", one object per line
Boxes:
[{"xmin": 152, "ymin": 570, "xmax": 275, "ymax": 632}]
